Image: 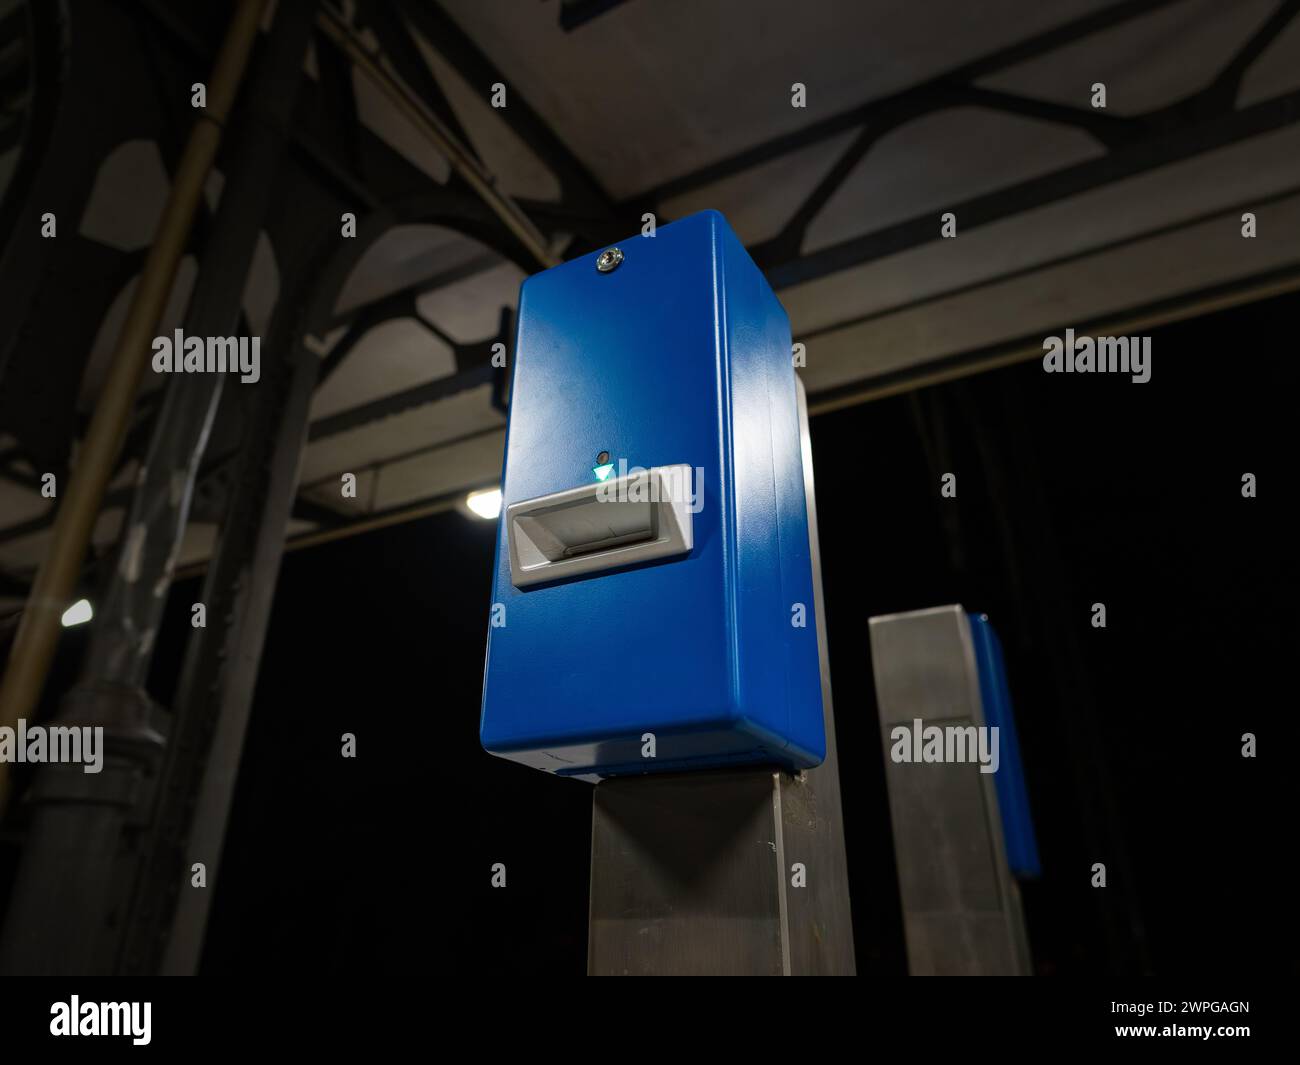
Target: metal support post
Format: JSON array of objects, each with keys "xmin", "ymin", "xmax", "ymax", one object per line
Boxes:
[
  {"xmin": 868, "ymin": 605, "xmax": 1033, "ymax": 975},
  {"xmin": 588, "ymin": 380, "xmax": 855, "ymax": 975},
  {"xmin": 0, "ymin": 0, "xmax": 314, "ymax": 975}
]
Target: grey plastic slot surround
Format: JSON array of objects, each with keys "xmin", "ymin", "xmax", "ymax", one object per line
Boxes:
[{"xmin": 507, "ymin": 464, "xmax": 695, "ymax": 588}]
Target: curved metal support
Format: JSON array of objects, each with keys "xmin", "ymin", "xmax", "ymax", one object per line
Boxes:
[{"xmin": 0, "ymin": 0, "xmax": 268, "ymax": 816}]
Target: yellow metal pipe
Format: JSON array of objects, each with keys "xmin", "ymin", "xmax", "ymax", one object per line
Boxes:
[{"xmin": 0, "ymin": 0, "xmax": 268, "ymax": 811}]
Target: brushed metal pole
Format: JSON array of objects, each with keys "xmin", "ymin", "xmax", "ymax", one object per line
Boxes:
[{"xmin": 588, "ymin": 379, "xmax": 855, "ymax": 975}]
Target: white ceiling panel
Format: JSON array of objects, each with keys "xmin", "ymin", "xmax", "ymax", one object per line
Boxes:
[
  {"xmin": 804, "ymin": 109, "xmax": 1103, "ymax": 253},
  {"xmin": 309, "ymin": 318, "xmax": 456, "ymax": 420},
  {"xmin": 300, "ymin": 383, "xmax": 504, "ymax": 485},
  {"xmin": 977, "ymin": 0, "xmax": 1280, "ymax": 115},
  {"xmin": 439, "ymin": 0, "xmax": 1112, "ymax": 198}
]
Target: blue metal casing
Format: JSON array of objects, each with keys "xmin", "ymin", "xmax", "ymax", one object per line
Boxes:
[
  {"xmin": 479, "ymin": 210, "xmax": 825, "ymax": 778},
  {"xmin": 968, "ymin": 613, "xmax": 1041, "ymax": 879}
]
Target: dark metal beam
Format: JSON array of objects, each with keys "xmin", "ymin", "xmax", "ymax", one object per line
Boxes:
[
  {"xmin": 397, "ymin": 0, "xmax": 616, "ymax": 214},
  {"xmin": 361, "ymin": 0, "xmax": 478, "ymax": 160},
  {"xmin": 294, "ymin": 421, "xmax": 502, "ymax": 498},
  {"xmin": 305, "ymin": 50, "xmax": 1300, "ymax": 440},
  {"xmin": 558, "ymin": 0, "xmax": 639, "ymax": 33},
  {"xmin": 798, "ymin": 183, "xmax": 1300, "ymax": 348},
  {"xmin": 0, "ymin": 568, "xmax": 31, "ymax": 598},
  {"xmin": 118, "ymin": 146, "xmax": 375, "ymax": 975},
  {"xmin": 633, "ymin": 0, "xmax": 1184, "ymax": 204},
  {"xmin": 136, "ymin": 0, "xmax": 559, "ymax": 266},
  {"xmin": 955, "ymin": 85, "xmax": 1146, "ymax": 148},
  {"xmin": 312, "ymin": 23, "xmax": 364, "ymax": 176},
  {"xmin": 804, "ymin": 260, "xmax": 1300, "ymax": 415},
  {"xmin": 0, "ymin": 488, "xmax": 132, "ymax": 546},
  {"xmin": 316, "ymin": 289, "xmax": 416, "ymax": 386},
  {"xmin": 291, "ymin": 496, "xmax": 348, "ymax": 527},
  {"xmin": 0, "ymin": 0, "xmax": 317, "ymax": 977},
  {"xmin": 324, "ymin": 248, "xmax": 500, "ymax": 331},
  {"xmin": 289, "ymin": 124, "xmax": 382, "ymax": 211},
  {"xmin": 761, "ymin": 86, "xmax": 1300, "ymax": 289},
  {"xmin": 640, "ymin": 0, "xmax": 1300, "ymax": 282},
  {"xmin": 308, "ymin": 362, "xmax": 495, "ymax": 441},
  {"xmin": 1200, "ymin": 0, "xmax": 1300, "ymax": 109},
  {"xmin": 0, "ymin": 460, "xmax": 41, "ymax": 491},
  {"xmin": 310, "ymin": 299, "xmax": 511, "ymax": 439}
]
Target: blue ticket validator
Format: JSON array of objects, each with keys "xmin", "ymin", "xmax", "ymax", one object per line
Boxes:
[{"xmin": 480, "ymin": 211, "xmax": 825, "ymax": 779}]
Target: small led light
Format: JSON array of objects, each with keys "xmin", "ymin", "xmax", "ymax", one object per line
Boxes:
[
  {"xmin": 592, "ymin": 463, "xmax": 615, "ymax": 482},
  {"xmin": 466, "ymin": 487, "xmax": 502, "ymax": 519},
  {"xmin": 61, "ymin": 598, "xmax": 93, "ymax": 627}
]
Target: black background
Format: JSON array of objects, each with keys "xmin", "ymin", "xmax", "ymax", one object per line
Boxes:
[{"xmin": 138, "ymin": 290, "xmax": 1295, "ymax": 976}]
